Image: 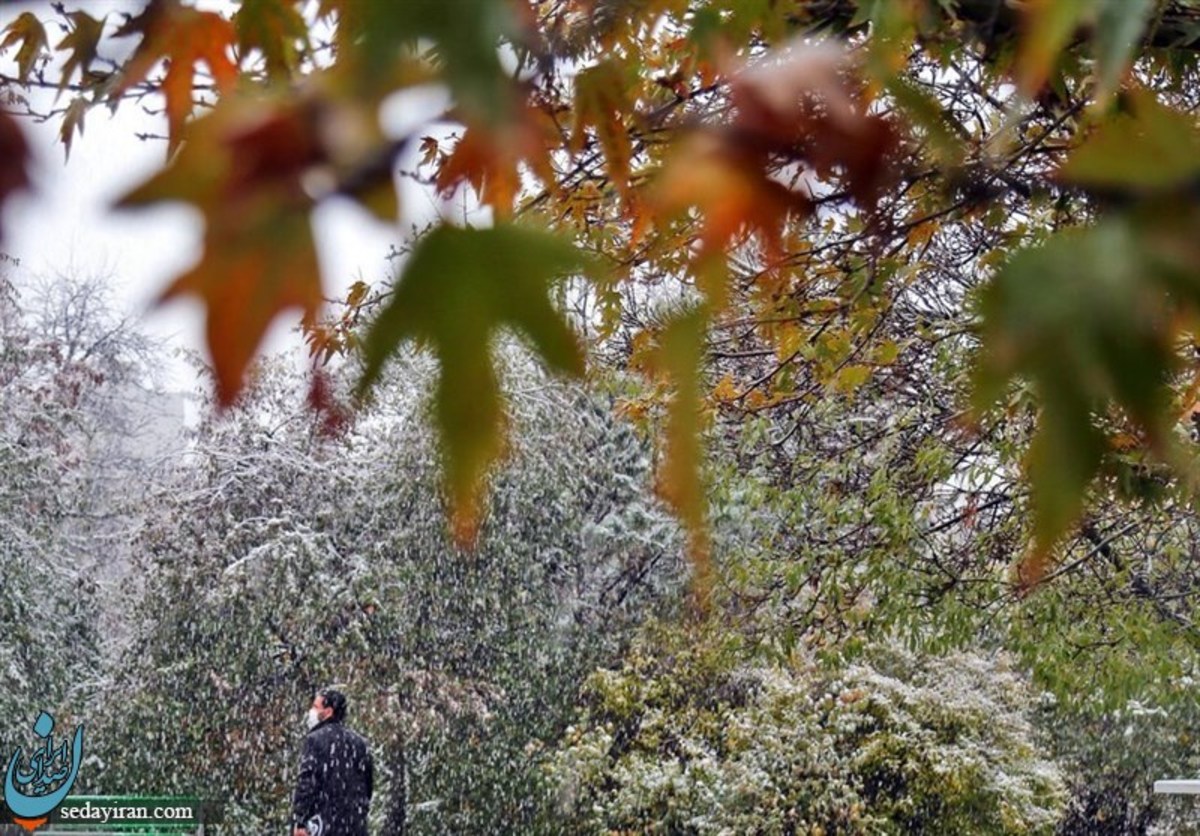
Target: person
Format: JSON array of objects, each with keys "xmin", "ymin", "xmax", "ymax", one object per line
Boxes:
[{"xmin": 292, "ymin": 688, "xmax": 374, "ymax": 836}]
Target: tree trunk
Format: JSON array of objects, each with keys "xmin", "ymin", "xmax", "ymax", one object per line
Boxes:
[{"xmin": 381, "ymin": 738, "xmax": 408, "ymax": 836}]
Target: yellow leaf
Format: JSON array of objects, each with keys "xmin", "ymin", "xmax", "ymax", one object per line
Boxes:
[
  {"xmin": 711, "ymin": 373, "xmax": 739, "ymax": 402},
  {"xmin": 1, "ymin": 12, "xmax": 48, "ymax": 83},
  {"xmin": 572, "ymin": 60, "xmax": 634, "ymax": 198},
  {"xmin": 833, "ymin": 364, "xmax": 872, "ymax": 394},
  {"xmin": 872, "ymin": 339, "xmax": 900, "ymax": 366},
  {"xmin": 774, "ymin": 322, "xmax": 804, "ymax": 362}
]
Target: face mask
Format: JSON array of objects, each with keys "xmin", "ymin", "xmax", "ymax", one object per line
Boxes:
[{"xmin": 305, "ymin": 708, "xmax": 321, "ymax": 731}]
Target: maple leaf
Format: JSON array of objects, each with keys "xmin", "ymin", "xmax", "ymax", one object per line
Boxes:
[
  {"xmin": 651, "ymin": 40, "xmax": 900, "ymax": 307},
  {"xmin": 435, "ymin": 103, "xmax": 559, "ymax": 217},
  {"xmin": 0, "ymin": 110, "xmax": 31, "ymax": 242},
  {"xmin": 162, "ymin": 196, "xmax": 323, "ymax": 407},
  {"xmin": 118, "ymin": 98, "xmax": 329, "ymax": 406},
  {"xmin": 360, "ymin": 0, "xmax": 515, "ymax": 119},
  {"xmin": 572, "ymin": 59, "xmax": 635, "ymax": 197},
  {"xmin": 56, "ymin": 11, "xmax": 105, "ymax": 90},
  {"xmin": 0, "ymin": 12, "xmax": 48, "ymax": 83},
  {"xmin": 653, "ymin": 132, "xmax": 809, "ymax": 306},
  {"xmin": 729, "ymin": 39, "xmax": 901, "ymax": 210},
  {"xmin": 113, "ymin": 0, "xmax": 239, "ymax": 151},
  {"xmin": 971, "ymin": 215, "xmax": 1200, "ymax": 589},
  {"xmin": 645, "ymin": 306, "xmax": 712, "ymax": 612},
  {"xmin": 1058, "ymin": 91, "xmax": 1200, "ymax": 191},
  {"xmin": 1014, "ymin": 0, "xmax": 1153, "ymax": 103},
  {"xmin": 59, "ymin": 97, "xmax": 88, "ymax": 160},
  {"xmin": 358, "ymin": 224, "xmax": 587, "ymax": 546},
  {"xmin": 233, "ymin": 0, "xmax": 309, "ymax": 80},
  {"xmin": 419, "ymin": 136, "xmax": 440, "ymax": 166}
]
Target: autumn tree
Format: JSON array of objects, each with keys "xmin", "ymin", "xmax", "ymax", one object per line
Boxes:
[{"xmin": 10, "ymin": 2, "xmax": 1200, "ymax": 828}]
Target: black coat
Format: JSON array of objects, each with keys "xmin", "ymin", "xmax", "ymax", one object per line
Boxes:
[{"xmin": 292, "ymin": 719, "xmax": 374, "ymax": 836}]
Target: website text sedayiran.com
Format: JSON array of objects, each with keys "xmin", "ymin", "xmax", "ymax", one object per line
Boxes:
[{"xmin": 56, "ymin": 800, "xmax": 198, "ymax": 824}]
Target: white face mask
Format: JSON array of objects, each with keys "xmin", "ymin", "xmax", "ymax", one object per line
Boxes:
[{"xmin": 305, "ymin": 708, "xmax": 322, "ymax": 730}]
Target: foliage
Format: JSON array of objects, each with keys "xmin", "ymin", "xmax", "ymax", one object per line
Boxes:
[
  {"xmin": 548, "ymin": 628, "xmax": 1066, "ymax": 835},
  {"xmin": 0, "ymin": 270, "xmax": 160, "ymax": 748},
  {"xmin": 11, "ymin": 1, "xmax": 1200, "ymax": 829},
  {"xmin": 92, "ymin": 351, "xmax": 683, "ymax": 833},
  {"xmin": 1044, "ymin": 688, "xmax": 1200, "ymax": 835},
  {"xmin": 9, "ymin": 0, "xmax": 1200, "ymax": 581}
]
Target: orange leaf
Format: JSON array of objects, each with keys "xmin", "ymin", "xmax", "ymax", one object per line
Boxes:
[
  {"xmin": 711, "ymin": 373, "xmax": 739, "ymax": 402},
  {"xmin": 162, "ymin": 194, "xmax": 322, "ymax": 406},
  {"xmin": 653, "ymin": 132, "xmax": 809, "ymax": 306},
  {"xmin": 730, "ymin": 39, "xmax": 901, "ymax": 211},
  {"xmin": 113, "ymin": 0, "xmax": 238, "ymax": 150},
  {"xmin": 435, "ymin": 101, "xmax": 558, "ymax": 217},
  {"xmin": 118, "ymin": 99, "xmax": 329, "ymax": 406},
  {"xmin": 1013, "ymin": 0, "xmax": 1087, "ymax": 98}
]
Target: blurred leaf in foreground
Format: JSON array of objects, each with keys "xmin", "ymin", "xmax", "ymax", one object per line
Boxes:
[
  {"xmin": 1059, "ymin": 91, "xmax": 1200, "ymax": 191},
  {"xmin": 0, "ymin": 110, "xmax": 30, "ymax": 242},
  {"xmin": 645, "ymin": 306, "xmax": 711, "ymax": 611},
  {"xmin": 973, "ymin": 216, "xmax": 1200, "ymax": 587},
  {"xmin": 118, "ymin": 98, "xmax": 328, "ymax": 406},
  {"xmin": 358, "ymin": 224, "xmax": 587, "ymax": 546}
]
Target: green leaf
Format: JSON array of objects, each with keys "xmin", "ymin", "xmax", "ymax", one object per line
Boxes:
[
  {"xmin": 1059, "ymin": 92, "xmax": 1200, "ymax": 190},
  {"xmin": 233, "ymin": 0, "xmax": 309, "ymax": 80},
  {"xmin": 972, "ymin": 218, "xmax": 1190, "ymax": 580},
  {"xmin": 883, "ymin": 76, "xmax": 964, "ymax": 166},
  {"xmin": 1094, "ymin": 0, "xmax": 1155, "ymax": 103},
  {"xmin": 1024, "ymin": 377, "xmax": 1106, "ymax": 574},
  {"xmin": 1016, "ymin": 0, "xmax": 1151, "ymax": 101},
  {"xmin": 358, "ymin": 224, "xmax": 587, "ymax": 544},
  {"xmin": 346, "ymin": 0, "xmax": 515, "ymax": 122}
]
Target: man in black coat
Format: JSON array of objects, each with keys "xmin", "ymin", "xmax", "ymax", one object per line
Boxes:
[{"xmin": 292, "ymin": 688, "xmax": 374, "ymax": 836}]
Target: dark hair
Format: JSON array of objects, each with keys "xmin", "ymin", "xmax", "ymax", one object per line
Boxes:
[{"xmin": 318, "ymin": 688, "xmax": 347, "ymax": 722}]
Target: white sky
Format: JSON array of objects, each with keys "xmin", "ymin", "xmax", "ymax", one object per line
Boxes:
[
  {"xmin": 0, "ymin": 1, "xmax": 459, "ymax": 394},
  {"xmin": 4, "ymin": 103, "xmax": 407, "ymax": 393}
]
